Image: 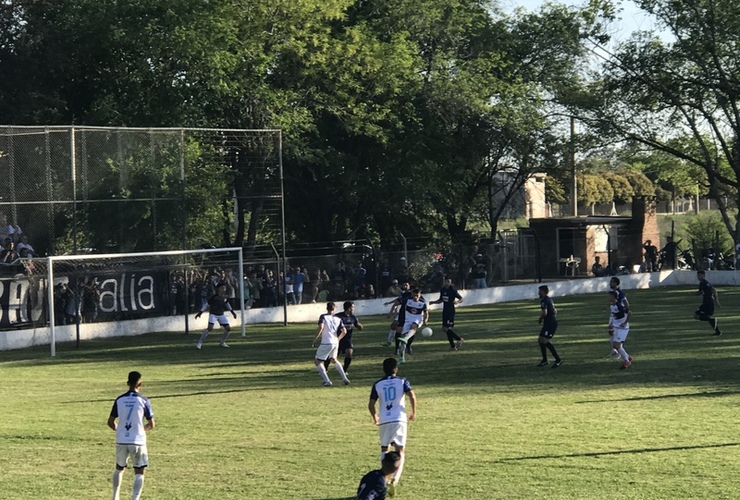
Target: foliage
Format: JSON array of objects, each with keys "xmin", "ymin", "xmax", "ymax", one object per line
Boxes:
[
  {"xmin": 681, "ymin": 211, "xmax": 735, "ymax": 255},
  {"xmin": 603, "ymin": 171, "xmax": 634, "ymax": 202},
  {"xmin": 578, "ymin": 0, "xmax": 740, "ymax": 240},
  {"xmin": 0, "ymin": 0, "xmax": 616, "ymax": 252},
  {"xmin": 578, "ymin": 173, "xmax": 613, "ymax": 211},
  {"xmin": 621, "ymin": 169, "xmax": 656, "ymax": 197},
  {"xmin": 545, "ymin": 174, "xmax": 568, "ymax": 204}
]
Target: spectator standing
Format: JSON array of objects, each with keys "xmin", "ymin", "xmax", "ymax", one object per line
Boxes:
[
  {"xmin": 395, "ymin": 256, "xmax": 409, "ymax": 284},
  {"xmin": 473, "ymin": 254, "xmax": 487, "ymax": 288},
  {"xmin": 82, "ymin": 277, "xmax": 101, "ymax": 323},
  {"xmin": 292, "ymin": 266, "xmax": 307, "ymax": 304},
  {"xmin": 307, "ymin": 268, "xmax": 321, "ymax": 303},
  {"xmin": 661, "ymin": 237, "xmax": 678, "ymax": 270},
  {"xmin": 64, "ymin": 282, "xmax": 81, "ymax": 325},
  {"xmin": 263, "ymin": 269, "xmax": 278, "ymax": 307},
  {"xmin": 643, "ymin": 240, "xmax": 658, "ymax": 272},
  {"xmin": 379, "ymin": 259, "xmax": 393, "ymax": 297},
  {"xmin": 224, "ymin": 269, "xmax": 238, "ymax": 309},
  {"xmin": 248, "ymin": 271, "xmax": 262, "ymax": 308},
  {"xmin": 283, "ymin": 271, "xmax": 295, "ymax": 305},
  {"xmin": 330, "ymin": 262, "xmax": 347, "ymax": 300}
]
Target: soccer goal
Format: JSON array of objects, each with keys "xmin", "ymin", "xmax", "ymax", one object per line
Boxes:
[{"xmin": 38, "ymin": 247, "xmax": 245, "ymax": 357}]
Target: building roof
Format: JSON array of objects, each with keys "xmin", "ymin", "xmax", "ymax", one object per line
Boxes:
[{"xmin": 530, "ymin": 216, "xmax": 634, "ymax": 227}]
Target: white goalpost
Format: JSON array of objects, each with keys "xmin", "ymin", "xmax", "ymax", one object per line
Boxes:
[{"xmin": 45, "ymin": 247, "xmax": 245, "ymax": 357}]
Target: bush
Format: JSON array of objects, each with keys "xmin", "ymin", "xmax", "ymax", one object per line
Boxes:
[{"xmin": 680, "ymin": 212, "xmax": 734, "ymax": 254}]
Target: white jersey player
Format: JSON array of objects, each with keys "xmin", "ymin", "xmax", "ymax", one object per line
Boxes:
[
  {"xmin": 312, "ymin": 302, "xmax": 350, "ymax": 386},
  {"xmin": 107, "ymin": 371, "xmax": 155, "ymax": 500},
  {"xmin": 608, "ymin": 290, "xmax": 632, "ymax": 370},
  {"xmin": 368, "ymin": 358, "xmax": 417, "ymax": 493},
  {"xmin": 398, "ymin": 288, "xmax": 428, "ymax": 364}
]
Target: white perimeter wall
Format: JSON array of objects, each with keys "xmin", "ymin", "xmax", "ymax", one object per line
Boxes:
[{"xmin": 2, "ymin": 269, "xmax": 737, "ymax": 352}]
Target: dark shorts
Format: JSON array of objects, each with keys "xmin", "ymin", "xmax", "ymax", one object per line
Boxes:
[
  {"xmin": 539, "ymin": 323, "xmax": 558, "ymax": 339},
  {"xmin": 338, "ymin": 337, "xmax": 353, "ymax": 354},
  {"xmin": 695, "ymin": 303, "xmax": 714, "ymax": 319},
  {"xmin": 442, "ymin": 309, "xmax": 455, "ymax": 328}
]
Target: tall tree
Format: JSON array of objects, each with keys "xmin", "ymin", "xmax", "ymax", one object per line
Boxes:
[{"xmin": 580, "ymin": 0, "xmax": 740, "ymax": 240}]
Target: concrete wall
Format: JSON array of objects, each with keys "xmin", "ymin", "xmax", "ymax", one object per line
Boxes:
[{"xmin": 2, "ymin": 270, "xmax": 736, "ymax": 352}]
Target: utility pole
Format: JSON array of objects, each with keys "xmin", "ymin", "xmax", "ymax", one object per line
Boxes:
[{"xmin": 570, "ymin": 116, "xmax": 577, "ymax": 217}]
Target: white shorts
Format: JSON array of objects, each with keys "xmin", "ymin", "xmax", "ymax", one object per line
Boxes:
[
  {"xmin": 209, "ymin": 313, "xmax": 230, "ymax": 326},
  {"xmin": 379, "ymin": 421, "xmax": 408, "ymax": 448},
  {"xmin": 315, "ymin": 343, "xmax": 338, "ymax": 361},
  {"xmin": 401, "ymin": 318, "xmax": 421, "ymax": 336},
  {"xmin": 116, "ymin": 444, "xmax": 149, "ymax": 469},
  {"xmin": 612, "ymin": 325, "xmax": 630, "ymax": 343}
]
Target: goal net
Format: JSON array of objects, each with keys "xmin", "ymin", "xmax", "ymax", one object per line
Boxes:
[{"xmin": 25, "ymin": 247, "xmax": 245, "ymax": 356}]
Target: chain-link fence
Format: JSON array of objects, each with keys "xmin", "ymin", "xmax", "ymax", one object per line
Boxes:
[{"xmin": 0, "ymin": 126, "xmax": 283, "ymax": 256}]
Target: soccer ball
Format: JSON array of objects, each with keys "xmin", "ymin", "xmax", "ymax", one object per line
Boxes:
[{"xmin": 421, "ymin": 327, "xmax": 433, "ymax": 337}]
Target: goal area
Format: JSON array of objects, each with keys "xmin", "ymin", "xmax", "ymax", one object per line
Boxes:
[{"xmin": 37, "ymin": 247, "xmax": 245, "ymax": 357}]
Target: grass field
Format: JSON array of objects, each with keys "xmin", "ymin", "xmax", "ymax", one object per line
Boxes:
[{"xmin": 2, "ymin": 285, "xmax": 740, "ymax": 499}]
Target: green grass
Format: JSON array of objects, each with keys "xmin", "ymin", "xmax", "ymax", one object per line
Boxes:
[{"xmin": 2, "ymin": 286, "xmax": 740, "ymax": 499}]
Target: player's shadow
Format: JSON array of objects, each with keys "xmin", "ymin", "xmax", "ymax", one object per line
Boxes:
[
  {"xmin": 493, "ymin": 441, "xmax": 740, "ymax": 463},
  {"xmin": 577, "ymin": 389, "xmax": 739, "ymax": 404}
]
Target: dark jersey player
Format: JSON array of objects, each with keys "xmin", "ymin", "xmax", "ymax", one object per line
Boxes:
[
  {"xmin": 429, "ymin": 277, "xmax": 464, "ymax": 350},
  {"xmin": 356, "ymin": 451, "xmax": 401, "ymax": 500},
  {"xmin": 695, "ymin": 270, "xmax": 721, "ymax": 335},
  {"xmin": 195, "ymin": 282, "xmax": 237, "ymax": 349},
  {"xmin": 537, "ymin": 285, "xmax": 562, "ymax": 368},
  {"xmin": 324, "ymin": 301, "xmax": 363, "ymax": 373}
]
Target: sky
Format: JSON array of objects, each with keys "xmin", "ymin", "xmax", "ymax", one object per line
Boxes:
[{"xmin": 501, "ymin": 0, "xmax": 665, "ymax": 45}]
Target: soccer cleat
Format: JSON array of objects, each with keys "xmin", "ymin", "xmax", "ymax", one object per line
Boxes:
[
  {"xmin": 196, "ymin": 342, "xmax": 202, "ymax": 350},
  {"xmin": 344, "ymin": 379, "xmax": 351, "ymax": 386},
  {"xmin": 620, "ymin": 360, "xmax": 632, "ymax": 370},
  {"xmin": 382, "ymin": 341, "xmax": 392, "ymax": 347},
  {"xmin": 455, "ymin": 338, "xmax": 464, "ymax": 350},
  {"xmin": 552, "ymin": 359, "xmax": 562, "ymax": 368},
  {"xmin": 322, "ymin": 381, "xmax": 333, "ymax": 387},
  {"xmin": 398, "ymin": 357, "xmax": 406, "ymax": 365},
  {"xmin": 537, "ymin": 360, "xmax": 548, "ymax": 366},
  {"xmin": 219, "ymin": 342, "xmax": 229, "ymax": 348}
]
